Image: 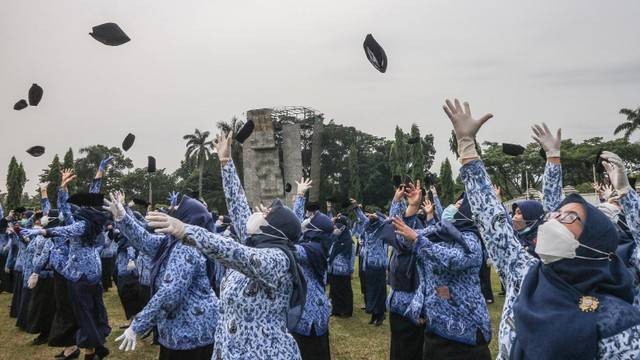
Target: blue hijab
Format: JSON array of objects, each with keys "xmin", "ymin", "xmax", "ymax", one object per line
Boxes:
[
  {"xmin": 386, "ymin": 213, "xmax": 422, "ymax": 292},
  {"xmin": 513, "ymin": 200, "xmax": 544, "ymax": 256},
  {"xmin": 328, "ymin": 215, "xmax": 352, "ymax": 263},
  {"xmin": 512, "ymin": 194, "xmax": 639, "ymax": 360},
  {"xmin": 299, "ymin": 212, "xmax": 334, "ymax": 285}
]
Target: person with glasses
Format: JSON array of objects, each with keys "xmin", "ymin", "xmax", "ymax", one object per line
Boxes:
[{"xmin": 444, "ymin": 98, "xmax": 640, "ymax": 360}]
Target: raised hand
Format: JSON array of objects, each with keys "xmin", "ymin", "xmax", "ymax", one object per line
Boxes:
[
  {"xmin": 145, "ymin": 211, "xmax": 186, "ymax": 240},
  {"xmin": 99, "ymin": 156, "xmax": 115, "ymax": 172},
  {"xmin": 443, "ymin": 99, "xmax": 492, "ymax": 161},
  {"xmin": 103, "ymin": 192, "xmax": 126, "ymax": 221},
  {"xmin": 429, "ymin": 185, "xmax": 438, "ymax": 197},
  {"xmin": 405, "ymin": 180, "xmax": 422, "ymax": 206},
  {"xmin": 531, "ymin": 123, "xmax": 561, "ymax": 158},
  {"xmin": 393, "ymin": 185, "xmax": 405, "ymax": 202},
  {"xmin": 60, "ymin": 169, "xmax": 76, "ymax": 189},
  {"xmin": 167, "ymin": 191, "xmax": 180, "ymax": 209},
  {"xmin": 214, "ymin": 131, "xmax": 233, "ymax": 162},
  {"xmin": 601, "ymin": 151, "xmax": 631, "ymax": 195},
  {"xmin": 493, "ymin": 184, "xmax": 502, "ymax": 202},
  {"xmin": 422, "ymin": 199, "xmax": 434, "ymax": 216},
  {"xmin": 391, "ymin": 216, "xmax": 418, "ymax": 242},
  {"xmin": 295, "ymin": 177, "xmax": 313, "ymax": 196}
]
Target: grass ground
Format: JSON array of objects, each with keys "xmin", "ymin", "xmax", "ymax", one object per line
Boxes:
[{"xmin": 0, "ymin": 269, "xmax": 504, "ymax": 360}]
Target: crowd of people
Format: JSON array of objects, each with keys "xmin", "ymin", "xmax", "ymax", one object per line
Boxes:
[{"xmin": 1, "ymin": 99, "xmax": 640, "ymax": 360}]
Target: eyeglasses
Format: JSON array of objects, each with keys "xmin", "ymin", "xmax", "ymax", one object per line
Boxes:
[{"xmin": 543, "ymin": 211, "xmax": 582, "ymax": 224}]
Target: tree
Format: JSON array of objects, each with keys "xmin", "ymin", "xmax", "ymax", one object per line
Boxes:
[
  {"xmin": 63, "ymin": 148, "xmax": 75, "ymax": 193},
  {"xmin": 5, "ymin": 157, "xmax": 22, "ymax": 209},
  {"xmin": 74, "ymin": 145, "xmax": 133, "ymax": 193},
  {"xmin": 614, "ymin": 107, "xmax": 640, "ymax": 140},
  {"xmin": 389, "ymin": 126, "xmax": 407, "ymax": 177},
  {"xmin": 182, "ymin": 129, "xmax": 214, "ymax": 200},
  {"xmin": 409, "ymin": 124, "xmax": 425, "ymax": 181},
  {"xmin": 347, "ymin": 142, "xmax": 362, "ymax": 201},
  {"xmin": 39, "ymin": 155, "xmax": 62, "ymax": 207},
  {"xmin": 439, "ymin": 158, "xmax": 455, "ymax": 206}
]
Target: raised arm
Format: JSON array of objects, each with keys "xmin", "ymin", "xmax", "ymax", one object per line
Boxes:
[
  {"xmin": 293, "ymin": 196, "xmax": 306, "ymax": 222},
  {"xmin": 90, "ymin": 156, "xmax": 114, "ymax": 193},
  {"xmin": 45, "ymin": 221, "xmax": 87, "ymax": 239},
  {"xmin": 414, "ymin": 231, "xmax": 482, "ymax": 271},
  {"xmin": 59, "ymin": 169, "xmax": 76, "ymax": 225},
  {"xmin": 532, "ymin": 123, "xmax": 563, "ymax": 212},
  {"xmin": 431, "ymin": 186, "xmax": 444, "ymax": 219},
  {"xmin": 40, "ymin": 182, "xmax": 51, "ymax": 215}
]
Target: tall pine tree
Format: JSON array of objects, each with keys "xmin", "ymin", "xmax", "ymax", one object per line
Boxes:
[
  {"xmin": 409, "ymin": 124, "xmax": 424, "ymax": 181},
  {"xmin": 46, "ymin": 155, "xmax": 62, "ymax": 207},
  {"xmin": 389, "ymin": 126, "xmax": 407, "ymax": 177},
  {"xmin": 348, "ymin": 142, "xmax": 362, "ymax": 201},
  {"xmin": 439, "ymin": 158, "xmax": 455, "ymax": 206},
  {"xmin": 6, "ymin": 158, "xmax": 27, "ymax": 210}
]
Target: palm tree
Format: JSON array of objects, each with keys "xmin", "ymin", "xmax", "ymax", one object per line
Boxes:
[
  {"xmin": 183, "ymin": 129, "xmax": 214, "ymax": 199},
  {"xmin": 614, "ymin": 107, "xmax": 640, "ymax": 140},
  {"xmin": 216, "ymin": 116, "xmax": 245, "ymax": 136}
]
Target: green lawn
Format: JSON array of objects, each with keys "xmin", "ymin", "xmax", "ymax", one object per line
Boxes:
[{"xmin": 0, "ymin": 269, "xmax": 503, "ymax": 360}]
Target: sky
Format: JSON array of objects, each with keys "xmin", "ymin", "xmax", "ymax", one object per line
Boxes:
[{"xmin": 1, "ymin": 0, "xmax": 639, "ymax": 194}]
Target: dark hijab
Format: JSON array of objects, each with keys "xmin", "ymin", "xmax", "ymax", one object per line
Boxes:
[
  {"xmin": 72, "ymin": 207, "xmax": 111, "ymax": 246},
  {"xmin": 513, "ymin": 200, "xmax": 544, "ymax": 256},
  {"xmin": 328, "ymin": 215, "xmax": 353, "ymax": 263},
  {"xmin": 299, "ymin": 212, "xmax": 334, "ymax": 285},
  {"xmin": 512, "ymin": 194, "xmax": 639, "ymax": 360},
  {"xmin": 245, "ymin": 199, "xmax": 307, "ymax": 331}
]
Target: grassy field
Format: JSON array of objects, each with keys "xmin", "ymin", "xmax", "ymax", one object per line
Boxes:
[{"xmin": 0, "ymin": 270, "xmax": 504, "ymax": 360}]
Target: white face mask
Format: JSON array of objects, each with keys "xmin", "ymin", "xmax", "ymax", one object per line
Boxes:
[
  {"xmin": 215, "ymin": 220, "xmax": 223, "ymax": 227},
  {"xmin": 301, "ymin": 217, "xmax": 320, "ymax": 233},
  {"xmin": 222, "ymin": 229, "xmax": 231, "ymax": 237},
  {"xmin": 245, "ymin": 212, "xmax": 288, "ymax": 240},
  {"xmin": 535, "ymin": 219, "xmax": 610, "ymax": 264},
  {"xmin": 40, "ymin": 216, "xmax": 50, "ymax": 227}
]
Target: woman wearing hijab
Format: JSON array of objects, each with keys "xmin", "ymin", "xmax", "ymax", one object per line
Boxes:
[
  {"xmin": 511, "ymin": 200, "xmax": 544, "ymax": 257},
  {"xmin": 386, "ymin": 182, "xmax": 427, "ymax": 360},
  {"xmin": 395, "ymin": 190, "xmax": 492, "ymax": 360},
  {"xmin": 143, "ymin": 132, "xmax": 305, "ymax": 359},
  {"xmin": 327, "ymin": 214, "xmax": 355, "ymax": 318},
  {"xmin": 110, "ymin": 228, "xmax": 142, "ymax": 322},
  {"xmin": 7, "ymin": 211, "xmax": 31, "ymax": 319},
  {"xmin": 444, "ymin": 98, "xmax": 640, "ymax": 359},
  {"xmin": 104, "ymin": 192, "xmax": 218, "ymax": 360},
  {"xmin": 291, "ymin": 181, "xmax": 333, "ymax": 360}
]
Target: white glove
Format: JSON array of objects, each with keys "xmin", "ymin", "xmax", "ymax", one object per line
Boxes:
[
  {"xmin": 145, "ymin": 211, "xmax": 186, "ymax": 239},
  {"xmin": 442, "ymin": 99, "xmax": 493, "ymax": 161},
  {"xmin": 27, "ymin": 273, "xmax": 39, "ymax": 289},
  {"xmin": 531, "ymin": 123, "xmax": 561, "ymax": 158},
  {"xmin": 126, "ymin": 260, "xmax": 136, "ymax": 271},
  {"xmin": 333, "ymin": 226, "xmax": 345, "ymax": 236},
  {"xmin": 115, "ymin": 327, "xmax": 137, "ymax": 351},
  {"xmin": 295, "ymin": 177, "xmax": 313, "ymax": 196},
  {"xmin": 601, "ymin": 151, "xmax": 631, "ymax": 195},
  {"xmin": 103, "ymin": 192, "xmax": 127, "ymax": 222},
  {"xmin": 214, "ymin": 131, "xmax": 233, "ymax": 162}
]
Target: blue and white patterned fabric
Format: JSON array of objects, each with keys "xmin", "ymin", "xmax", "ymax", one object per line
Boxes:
[
  {"xmin": 354, "ymin": 207, "xmax": 389, "ymax": 271},
  {"xmin": 47, "ymin": 221, "xmax": 104, "ymax": 283},
  {"xmin": 31, "ymin": 235, "xmax": 53, "ymax": 278},
  {"xmin": 328, "ymin": 240, "xmax": 355, "ymax": 276},
  {"xmin": 100, "ymin": 232, "xmax": 117, "ymax": 258},
  {"xmin": 21, "ymin": 234, "xmax": 40, "ymax": 286},
  {"xmin": 116, "ymin": 214, "xmax": 218, "ymax": 350},
  {"xmin": 115, "ymin": 240, "xmax": 138, "ymax": 277},
  {"xmin": 433, "ymin": 195, "xmax": 444, "ymax": 219},
  {"xmin": 405, "ymin": 225, "xmax": 491, "ymax": 345},
  {"xmin": 462, "ymin": 159, "xmax": 640, "ymax": 359},
  {"xmin": 386, "ymin": 200, "xmax": 418, "ymax": 317},
  {"xmin": 136, "ymin": 250, "xmax": 153, "ymax": 286},
  {"xmin": 187, "ymin": 159, "xmax": 300, "ymax": 359},
  {"xmin": 8, "ymin": 234, "xmax": 28, "ymax": 272},
  {"xmin": 542, "ymin": 162, "xmax": 563, "ymax": 212},
  {"xmin": 0, "ymin": 233, "xmax": 9, "ymax": 256},
  {"xmin": 4, "ymin": 233, "xmax": 18, "ymax": 269}
]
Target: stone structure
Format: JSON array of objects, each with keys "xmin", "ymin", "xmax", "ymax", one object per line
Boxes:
[{"xmin": 281, "ymin": 123, "xmax": 303, "ymax": 207}]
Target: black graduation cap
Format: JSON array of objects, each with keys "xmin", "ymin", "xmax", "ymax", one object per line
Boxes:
[
  {"xmin": 235, "ymin": 120, "xmax": 255, "ymax": 144},
  {"xmin": 363, "ymin": 34, "xmax": 387, "ymax": 73},
  {"xmin": 67, "ymin": 193, "xmax": 104, "ymax": 207},
  {"xmin": 538, "ymin": 148, "xmax": 546, "ymax": 161},
  {"xmin": 594, "ymin": 148, "xmax": 605, "ymax": 174},
  {"xmin": 89, "ymin": 23, "xmax": 131, "ymax": 46},
  {"xmin": 14, "ymin": 99, "xmax": 28, "ymax": 110},
  {"xmin": 629, "ymin": 176, "xmax": 637, "ymax": 190},
  {"xmin": 502, "ymin": 143, "xmax": 525, "ymax": 156},
  {"xmin": 407, "ymin": 136, "xmax": 420, "ymax": 145},
  {"xmin": 132, "ymin": 198, "xmax": 150, "ymax": 207},
  {"xmin": 26, "ymin": 146, "xmax": 45, "ymax": 157},
  {"xmin": 28, "ymin": 84, "xmax": 43, "ymax": 106},
  {"xmin": 392, "ymin": 175, "xmax": 402, "ymax": 188},
  {"xmin": 148, "ymin": 156, "xmax": 156, "ymax": 173},
  {"xmin": 122, "ymin": 133, "xmax": 135, "ymax": 151},
  {"xmin": 284, "ymin": 183, "xmax": 292, "ymax": 193},
  {"xmin": 305, "ymin": 202, "xmax": 321, "ymax": 212},
  {"xmin": 14, "ymin": 206, "xmax": 26, "ymax": 213},
  {"xmin": 341, "ymin": 199, "xmax": 354, "ymax": 209}
]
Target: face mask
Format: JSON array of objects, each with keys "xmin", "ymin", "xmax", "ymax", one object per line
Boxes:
[
  {"xmin": 215, "ymin": 220, "xmax": 223, "ymax": 227},
  {"xmin": 40, "ymin": 216, "xmax": 50, "ymax": 227},
  {"xmin": 246, "ymin": 212, "xmax": 288, "ymax": 240},
  {"xmin": 301, "ymin": 217, "xmax": 320, "ymax": 233},
  {"xmin": 19, "ymin": 219, "xmax": 28, "ymax": 227},
  {"xmin": 442, "ymin": 205, "xmax": 458, "ymax": 222},
  {"xmin": 222, "ymin": 229, "xmax": 231, "ymax": 237},
  {"xmin": 535, "ymin": 219, "xmax": 610, "ymax": 264}
]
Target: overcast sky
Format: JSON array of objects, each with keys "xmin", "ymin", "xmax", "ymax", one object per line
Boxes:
[{"xmin": 1, "ymin": 0, "xmax": 639, "ymax": 194}]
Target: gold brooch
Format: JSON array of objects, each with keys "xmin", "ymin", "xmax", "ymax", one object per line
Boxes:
[{"xmin": 578, "ymin": 296, "xmax": 599, "ymax": 312}]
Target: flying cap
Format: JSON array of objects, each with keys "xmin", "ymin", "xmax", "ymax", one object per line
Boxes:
[
  {"xmin": 89, "ymin": 23, "xmax": 130, "ymax": 46},
  {"xmin": 285, "ymin": 183, "xmax": 292, "ymax": 193},
  {"xmin": 363, "ymin": 34, "xmax": 387, "ymax": 73},
  {"xmin": 148, "ymin": 156, "xmax": 156, "ymax": 173},
  {"xmin": 235, "ymin": 120, "xmax": 255, "ymax": 144},
  {"xmin": 122, "ymin": 133, "xmax": 135, "ymax": 151},
  {"xmin": 14, "ymin": 99, "xmax": 28, "ymax": 110},
  {"xmin": 502, "ymin": 143, "xmax": 526, "ymax": 156},
  {"xmin": 28, "ymin": 84, "xmax": 43, "ymax": 106},
  {"xmin": 26, "ymin": 146, "xmax": 45, "ymax": 157}
]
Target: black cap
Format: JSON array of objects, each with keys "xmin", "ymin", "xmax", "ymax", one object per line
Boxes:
[
  {"xmin": 122, "ymin": 133, "xmax": 135, "ymax": 151},
  {"xmin": 235, "ymin": 120, "xmax": 255, "ymax": 144},
  {"xmin": 26, "ymin": 146, "xmax": 45, "ymax": 157},
  {"xmin": 407, "ymin": 136, "xmax": 420, "ymax": 145},
  {"xmin": 284, "ymin": 183, "xmax": 292, "ymax": 193},
  {"xmin": 89, "ymin": 23, "xmax": 131, "ymax": 46},
  {"xmin": 341, "ymin": 199, "xmax": 354, "ymax": 210},
  {"xmin": 594, "ymin": 148, "xmax": 605, "ymax": 174},
  {"xmin": 629, "ymin": 176, "xmax": 637, "ymax": 190},
  {"xmin": 28, "ymin": 84, "xmax": 43, "ymax": 106},
  {"xmin": 363, "ymin": 34, "xmax": 387, "ymax": 73},
  {"xmin": 424, "ymin": 173, "xmax": 437, "ymax": 188},
  {"xmin": 305, "ymin": 202, "xmax": 320, "ymax": 212},
  {"xmin": 392, "ymin": 175, "xmax": 402, "ymax": 188},
  {"xmin": 539, "ymin": 148, "xmax": 546, "ymax": 161},
  {"xmin": 132, "ymin": 198, "xmax": 150, "ymax": 207},
  {"xmin": 14, "ymin": 99, "xmax": 28, "ymax": 110},
  {"xmin": 14, "ymin": 206, "xmax": 26, "ymax": 213},
  {"xmin": 67, "ymin": 193, "xmax": 104, "ymax": 207},
  {"xmin": 502, "ymin": 143, "xmax": 525, "ymax": 156},
  {"xmin": 148, "ymin": 156, "xmax": 156, "ymax": 173}
]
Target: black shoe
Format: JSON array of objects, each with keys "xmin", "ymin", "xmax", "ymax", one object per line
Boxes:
[
  {"xmin": 54, "ymin": 350, "xmax": 65, "ymax": 359},
  {"xmin": 368, "ymin": 316, "xmax": 375, "ymax": 325},
  {"xmin": 63, "ymin": 349, "xmax": 80, "ymax": 360},
  {"xmin": 95, "ymin": 346, "xmax": 109, "ymax": 358},
  {"xmin": 31, "ymin": 334, "xmax": 48, "ymax": 345},
  {"xmin": 374, "ymin": 319, "xmax": 384, "ymax": 326}
]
